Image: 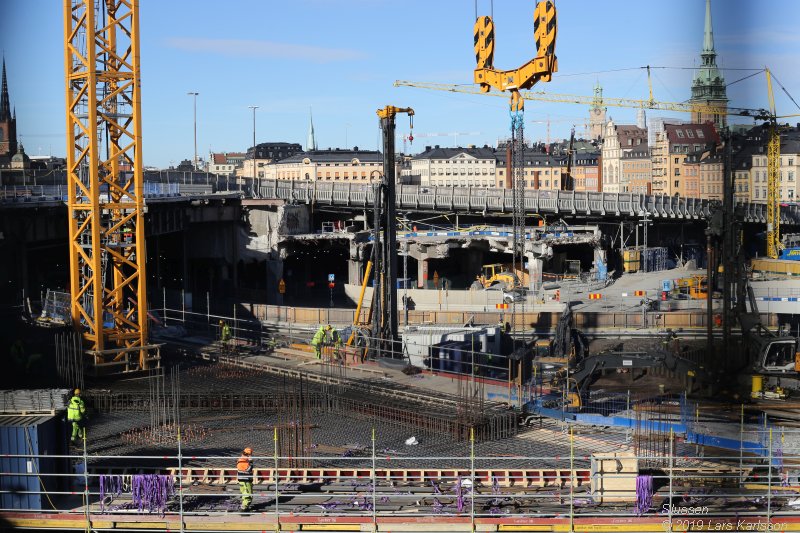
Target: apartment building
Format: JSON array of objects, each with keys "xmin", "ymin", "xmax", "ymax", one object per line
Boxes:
[{"xmin": 411, "ymin": 146, "xmax": 497, "ymax": 187}]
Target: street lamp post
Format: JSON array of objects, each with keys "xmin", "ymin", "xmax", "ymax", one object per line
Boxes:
[
  {"xmin": 248, "ymin": 105, "xmax": 259, "ymax": 194},
  {"xmin": 187, "ymin": 92, "xmax": 199, "ymax": 170}
]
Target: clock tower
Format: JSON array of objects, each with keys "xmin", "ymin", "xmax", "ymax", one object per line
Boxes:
[{"xmin": 588, "ymin": 80, "xmax": 607, "ymax": 141}]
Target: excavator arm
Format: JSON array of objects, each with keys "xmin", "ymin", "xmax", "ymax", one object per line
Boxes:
[{"xmin": 553, "ymin": 349, "xmax": 707, "ymax": 408}]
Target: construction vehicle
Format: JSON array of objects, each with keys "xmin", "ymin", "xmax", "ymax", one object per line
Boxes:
[
  {"xmin": 477, "ymin": 263, "xmax": 529, "ymax": 289},
  {"xmin": 550, "ymin": 347, "xmax": 709, "ymax": 409},
  {"xmin": 736, "ymin": 275, "xmax": 800, "ymax": 399},
  {"xmin": 672, "ymin": 275, "xmax": 709, "ymax": 300}
]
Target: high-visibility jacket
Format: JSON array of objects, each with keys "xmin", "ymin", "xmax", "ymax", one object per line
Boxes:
[
  {"xmin": 67, "ymin": 395, "xmax": 85, "ymax": 422},
  {"xmin": 237, "ymin": 455, "xmax": 253, "ymax": 482},
  {"xmin": 221, "ymin": 323, "xmax": 231, "ymax": 342},
  {"xmin": 311, "ymin": 326, "xmax": 326, "ymax": 346}
]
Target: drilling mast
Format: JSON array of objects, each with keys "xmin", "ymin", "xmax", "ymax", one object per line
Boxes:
[{"xmin": 64, "ymin": 0, "xmax": 157, "ymax": 371}]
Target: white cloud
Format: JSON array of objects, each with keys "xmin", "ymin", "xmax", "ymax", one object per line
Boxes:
[{"xmin": 165, "ymin": 37, "xmax": 368, "ymax": 63}]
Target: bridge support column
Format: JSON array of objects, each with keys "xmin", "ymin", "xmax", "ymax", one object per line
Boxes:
[
  {"xmin": 525, "ymin": 242, "xmax": 553, "ymax": 295},
  {"xmin": 417, "ymin": 257, "xmax": 428, "ymax": 289},
  {"xmin": 348, "ymin": 241, "xmax": 369, "ymax": 286},
  {"xmin": 408, "ymin": 243, "xmax": 454, "ymax": 289}
]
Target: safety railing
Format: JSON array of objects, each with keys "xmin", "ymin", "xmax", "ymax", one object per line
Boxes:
[{"xmin": 2, "ymin": 432, "xmax": 799, "ymax": 530}]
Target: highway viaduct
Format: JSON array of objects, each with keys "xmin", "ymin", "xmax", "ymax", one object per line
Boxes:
[{"xmin": 2, "ymin": 176, "xmax": 798, "ymax": 312}]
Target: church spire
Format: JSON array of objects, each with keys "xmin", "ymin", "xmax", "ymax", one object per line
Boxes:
[
  {"xmin": 0, "ymin": 58, "xmax": 11, "ymax": 121},
  {"xmin": 306, "ymin": 108, "xmax": 316, "ymax": 151},
  {"xmin": 703, "ymin": 0, "xmax": 714, "ymax": 53},
  {"xmin": 689, "ymin": 0, "xmax": 727, "ymax": 129}
]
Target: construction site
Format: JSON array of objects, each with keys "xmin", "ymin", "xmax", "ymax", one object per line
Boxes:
[{"xmin": 4, "ymin": 0, "xmax": 800, "ymax": 532}]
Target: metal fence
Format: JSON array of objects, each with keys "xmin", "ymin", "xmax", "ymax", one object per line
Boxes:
[{"xmin": 2, "ymin": 430, "xmax": 799, "ymax": 530}]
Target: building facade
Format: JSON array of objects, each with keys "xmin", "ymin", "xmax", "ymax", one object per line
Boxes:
[
  {"xmin": 621, "ymin": 146, "xmax": 652, "ymax": 195},
  {"xmin": 601, "ymin": 121, "xmax": 647, "ymax": 193},
  {"xmin": 263, "ymin": 148, "xmax": 383, "ymax": 182},
  {"xmin": 651, "ymin": 123, "xmax": 718, "ymax": 196},
  {"xmin": 209, "ymin": 152, "xmax": 245, "ymax": 176},
  {"xmin": 572, "ymin": 152, "xmax": 600, "ymax": 192},
  {"xmin": 240, "ymin": 142, "xmax": 303, "ymax": 179},
  {"xmin": 411, "ymin": 146, "xmax": 497, "ymax": 187},
  {"xmin": 496, "ymin": 149, "xmax": 567, "ymax": 190}
]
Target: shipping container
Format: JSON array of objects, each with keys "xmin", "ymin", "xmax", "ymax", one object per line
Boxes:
[{"xmin": 0, "ymin": 414, "xmax": 66, "ymax": 510}]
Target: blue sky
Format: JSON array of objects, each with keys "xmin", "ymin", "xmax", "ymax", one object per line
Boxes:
[{"xmin": 2, "ymin": 0, "xmax": 799, "ymax": 167}]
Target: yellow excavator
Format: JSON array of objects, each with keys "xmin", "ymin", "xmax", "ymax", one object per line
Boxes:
[{"xmin": 477, "ymin": 263, "xmax": 529, "ymax": 289}]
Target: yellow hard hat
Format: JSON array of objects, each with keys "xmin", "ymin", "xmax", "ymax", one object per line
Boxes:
[
  {"xmin": 243, "ymin": 447, "xmax": 253, "ymax": 455},
  {"xmin": 74, "ymin": 388, "xmax": 81, "ymax": 395},
  {"xmin": 326, "ymin": 324, "xmax": 332, "ymax": 330}
]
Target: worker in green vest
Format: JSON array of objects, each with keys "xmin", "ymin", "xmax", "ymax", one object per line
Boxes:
[
  {"xmin": 311, "ymin": 324, "xmax": 329, "ymax": 359},
  {"xmin": 67, "ymin": 388, "xmax": 86, "ymax": 443},
  {"xmin": 220, "ymin": 320, "xmax": 231, "ymax": 349}
]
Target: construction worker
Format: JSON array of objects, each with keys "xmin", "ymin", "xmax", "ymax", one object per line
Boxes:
[
  {"xmin": 328, "ymin": 325, "xmax": 343, "ymax": 362},
  {"xmin": 237, "ymin": 447, "xmax": 254, "ymax": 511},
  {"xmin": 311, "ymin": 324, "xmax": 329, "ymax": 359},
  {"xmin": 220, "ymin": 320, "xmax": 231, "ymax": 348},
  {"xmin": 67, "ymin": 388, "xmax": 86, "ymax": 444}
]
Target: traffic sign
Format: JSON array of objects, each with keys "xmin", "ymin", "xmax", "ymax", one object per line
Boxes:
[
  {"xmin": 278, "ymin": 279, "xmax": 286, "ymax": 294},
  {"xmin": 328, "ymin": 282, "xmax": 335, "ymax": 289},
  {"xmin": 328, "ymin": 273, "xmax": 335, "ymax": 282}
]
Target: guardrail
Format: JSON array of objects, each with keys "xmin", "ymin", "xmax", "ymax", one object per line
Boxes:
[
  {"xmin": 0, "ymin": 183, "xmax": 214, "ymax": 205},
  {"xmin": 257, "ymin": 179, "xmax": 800, "ymax": 224}
]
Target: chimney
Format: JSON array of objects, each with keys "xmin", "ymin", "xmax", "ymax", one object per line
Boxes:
[{"xmin": 434, "ymin": 145, "xmax": 440, "ymax": 149}]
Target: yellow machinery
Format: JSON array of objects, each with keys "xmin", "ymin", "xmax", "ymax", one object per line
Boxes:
[
  {"xmin": 478, "ymin": 263, "xmax": 528, "ymax": 289},
  {"xmin": 473, "ymin": 0, "xmax": 558, "ymax": 113},
  {"xmin": 765, "ymin": 68, "xmax": 781, "ymax": 259},
  {"xmin": 64, "ymin": 0, "xmax": 158, "ymax": 371}
]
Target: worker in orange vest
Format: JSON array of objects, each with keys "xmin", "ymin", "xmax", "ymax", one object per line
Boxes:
[{"xmin": 237, "ymin": 447, "xmax": 254, "ymax": 511}]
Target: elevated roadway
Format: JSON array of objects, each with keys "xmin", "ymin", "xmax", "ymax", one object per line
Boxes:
[{"xmin": 258, "ymin": 179, "xmax": 800, "ymax": 225}]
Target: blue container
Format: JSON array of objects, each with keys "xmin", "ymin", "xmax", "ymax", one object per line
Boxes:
[{"xmin": 0, "ymin": 414, "xmax": 65, "ymax": 510}]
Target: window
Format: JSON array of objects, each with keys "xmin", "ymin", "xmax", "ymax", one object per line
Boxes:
[
  {"xmin": 674, "ymin": 180, "xmax": 680, "ymax": 188},
  {"xmin": 788, "ymin": 158, "xmax": 794, "ymax": 166},
  {"xmin": 686, "ymin": 129, "xmax": 694, "ymax": 138},
  {"xmin": 676, "ymin": 130, "xmax": 685, "ymax": 138},
  {"xmin": 696, "ymin": 130, "xmax": 704, "ymax": 138},
  {"xmin": 790, "ymin": 171, "xmax": 795, "ymax": 182},
  {"xmin": 674, "ymin": 157, "xmax": 679, "ymax": 164},
  {"xmin": 674, "ymin": 168, "xmax": 680, "ymax": 176}
]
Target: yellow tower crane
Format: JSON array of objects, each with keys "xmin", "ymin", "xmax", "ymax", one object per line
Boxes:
[
  {"xmin": 64, "ymin": 0, "xmax": 158, "ymax": 372},
  {"xmin": 765, "ymin": 68, "xmax": 781, "ymax": 259}
]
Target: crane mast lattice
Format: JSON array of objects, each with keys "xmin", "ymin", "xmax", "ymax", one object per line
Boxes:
[{"xmin": 64, "ymin": 0, "xmax": 156, "ymax": 371}]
